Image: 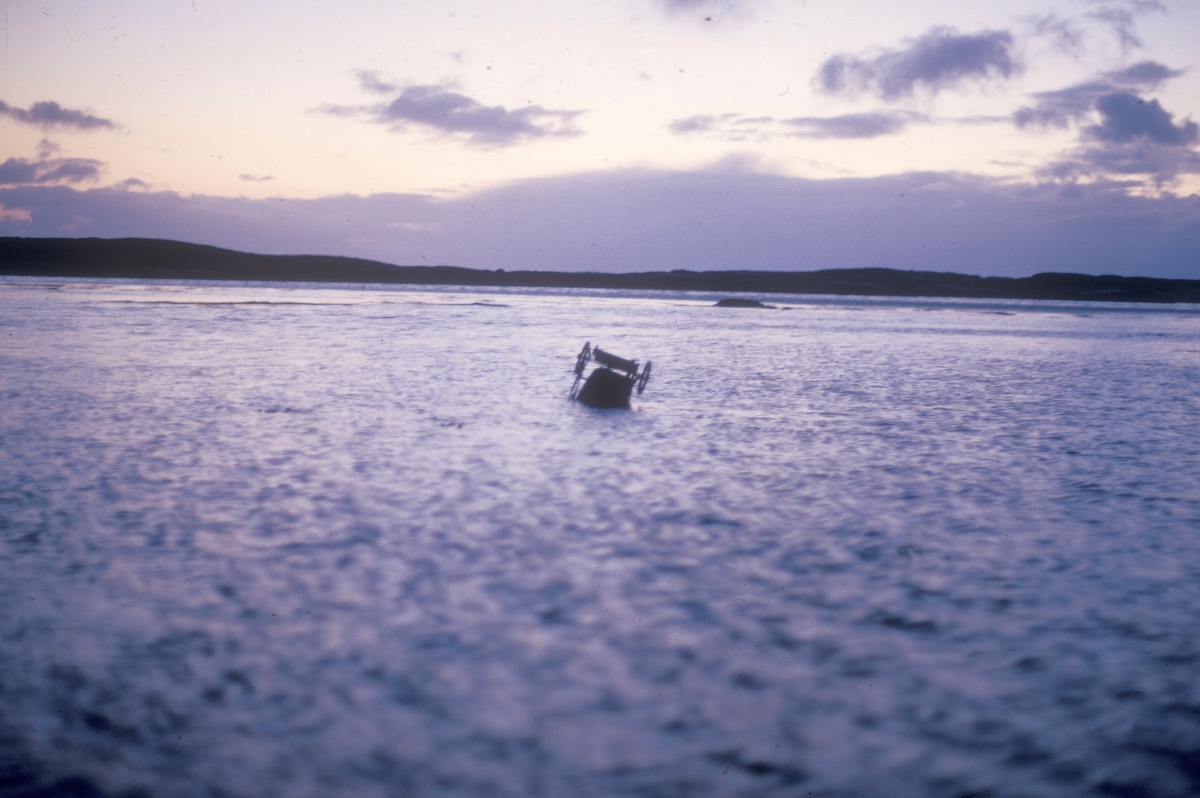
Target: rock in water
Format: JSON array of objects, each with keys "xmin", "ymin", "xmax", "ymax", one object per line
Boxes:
[{"xmin": 715, "ymin": 298, "xmax": 772, "ymax": 308}]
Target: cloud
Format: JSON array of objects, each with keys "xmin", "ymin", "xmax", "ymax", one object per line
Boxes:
[
  {"xmin": 1043, "ymin": 141, "xmax": 1200, "ymax": 186},
  {"xmin": 1015, "ymin": 62, "xmax": 1198, "ymax": 185},
  {"xmin": 1014, "ymin": 60, "xmax": 1183, "ymax": 129},
  {"xmin": 0, "ymin": 151, "xmax": 103, "ymax": 186},
  {"xmin": 1103, "ymin": 61, "xmax": 1183, "ymax": 88},
  {"xmin": 816, "ymin": 27, "xmax": 1019, "ymax": 101},
  {"xmin": 5, "ymin": 170, "xmax": 1198, "ymax": 279},
  {"xmin": 668, "ymin": 111, "xmax": 928, "ymax": 140},
  {"xmin": 356, "ymin": 70, "xmax": 400, "ymax": 95},
  {"xmin": 240, "ymin": 174, "xmax": 274, "ymax": 182},
  {"xmin": 1084, "ymin": 0, "xmax": 1165, "ymax": 52},
  {"xmin": 1015, "ymin": 84, "xmax": 1109, "ymax": 130},
  {"xmin": 1024, "ymin": 5, "xmax": 1166, "ymax": 57},
  {"xmin": 667, "ymin": 113, "xmax": 775, "ymax": 140},
  {"xmin": 0, "ymin": 139, "xmax": 104, "ymax": 185},
  {"xmin": 113, "ymin": 178, "xmax": 152, "ymax": 191},
  {"xmin": 0, "ymin": 100, "xmax": 115, "ymax": 131},
  {"xmin": 655, "ymin": 0, "xmax": 760, "ymax": 18},
  {"xmin": 1049, "ymin": 95, "xmax": 1200, "ymax": 185},
  {"xmin": 1025, "ymin": 14, "xmax": 1086, "ymax": 55},
  {"xmin": 323, "ymin": 77, "xmax": 584, "ymax": 147},
  {"xmin": 784, "ymin": 112, "xmax": 928, "ymax": 139},
  {"xmin": 668, "ymin": 115, "xmax": 723, "ymax": 135},
  {"xmin": 375, "ymin": 86, "xmax": 583, "ymax": 144},
  {"xmin": 0, "ymin": 203, "xmax": 32, "ymax": 222},
  {"xmin": 1087, "ymin": 93, "xmax": 1198, "ymax": 146}
]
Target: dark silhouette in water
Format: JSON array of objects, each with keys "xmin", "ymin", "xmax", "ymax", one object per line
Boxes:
[
  {"xmin": 576, "ymin": 368, "xmax": 637, "ymax": 409},
  {"xmin": 4, "ymin": 237, "xmax": 1200, "ymax": 304},
  {"xmin": 570, "ymin": 343, "xmax": 652, "ymax": 409},
  {"xmin": 715, "ymin": 298, "xmax": 774, "ymax": 308}
]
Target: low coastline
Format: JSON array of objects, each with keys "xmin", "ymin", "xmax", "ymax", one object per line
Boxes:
[{"xmin": 3, "ymin": 235, "xmax": 1198, "ymax": 304}]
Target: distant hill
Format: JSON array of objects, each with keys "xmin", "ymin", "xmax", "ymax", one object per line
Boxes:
[{"xmin": 3, "ymin": 236, "xmax": 1198, "ymax": 303}]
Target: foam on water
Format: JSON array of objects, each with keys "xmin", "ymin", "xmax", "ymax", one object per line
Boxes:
[{"xmin": 1, "ymin": 278, "xmax": 1199, "ymax": 797}]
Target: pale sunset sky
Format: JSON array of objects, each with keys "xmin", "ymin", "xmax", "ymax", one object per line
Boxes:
[{"xmin": 2, "ymin": 0, "xmax": 1198, "ymax": 277}]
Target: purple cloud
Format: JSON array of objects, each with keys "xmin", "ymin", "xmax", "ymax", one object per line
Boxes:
[
  {"xmin": 784, "ymin": 112, "xmax": 927, "ymax": 139},
  {"xmin": 0, "ymin": 153, "xmax": 103, "ymax": 186},
  {"xmin": 5, "ymin": 171, "xmax": 1198, "ymax": 279},
  {"xmin": 655, "ymin": 0, "xmax": 759, "ymax": 17},
  {"xmin": 1048, "ymin": 93, "xmax": 1200, "ymax": 185},
  {"xmin": 817, "ymin": 27, "xmax": 1019, "ymax": 100},
  {"xmin": 1014, "ymin": 61, "xmax": 1196, "ymax": 183},
  {"xmin": 1085, "ymin": 0, "xmax": 1165, "ymax": 52},
  {"xmin": 669, "ymin": 111, "xmax": 928, "ymax": 141},
  {"xmin": 324, "ymin": 77, "xmax": 584, "ymax": 147},
  {"xmin": 666, "ymin": 113, "xmax": 771, "ymax": 140},
  {"xmin": 1045, "ymin": 141, "xmax": 1200, "ymax": 185},
  {"xmin": 668, "ymin": 114, "xmax": 723, "ymax": 135},
  {"xmin": 1014, "ymin": 61, "xmax": 1184, "ymax": 129},
  {"xmin": 1087, "ymin": 93, "xmax": 1198, "ymax": 146},
  {"xmin": 356, "ymin": 70, "xmax": 400, "ymax": 95},
  {"xmin": 1103, "ymin": 61, "xmax": 1183, "ymax": 88},
  {"xmin": 1025, "ymin": 14, "xmax": 1086, "ymax": 55},
  {"xmin": 0, "ymin": 100, "xmax": 115, "ymax": 131}
]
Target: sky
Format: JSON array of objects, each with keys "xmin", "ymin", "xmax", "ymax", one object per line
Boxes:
[{"xmin": 2, "ymin": 0, "xmax": 1199, "ymax": 278}]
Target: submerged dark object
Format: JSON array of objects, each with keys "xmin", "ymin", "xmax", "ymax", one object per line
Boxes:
[
  {"xmin": 569, "ymin": 342, "xmax": 651, "ymax": 409},
  {"xmin": 715, "ymin": 298, "xmax": 773, "ymax": 308}
]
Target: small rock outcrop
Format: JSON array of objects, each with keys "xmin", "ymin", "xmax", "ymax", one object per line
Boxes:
[{"xmin": 715, "ymin": 298, "xmax": 773, "ymax": 308}]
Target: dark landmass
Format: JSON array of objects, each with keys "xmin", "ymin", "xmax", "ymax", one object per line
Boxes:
[{"xmin": 3, "ymin": 236, "xmax": 1199, "ymax": 303}]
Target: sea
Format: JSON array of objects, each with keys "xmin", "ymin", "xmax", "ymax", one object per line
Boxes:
[{"xmin": 1, "ymin": 277, "xmax": 1198, "ymax": 798}]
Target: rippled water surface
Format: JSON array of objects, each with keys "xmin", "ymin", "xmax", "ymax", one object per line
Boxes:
[{"xmin": 2, "ymin": 278, "xmax": 1199, "ymax": 798}]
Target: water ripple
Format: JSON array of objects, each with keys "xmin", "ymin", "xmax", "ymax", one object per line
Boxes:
[{"xmin": 1, "ymin": 280, "xmax": 1199, "ymax": 797}]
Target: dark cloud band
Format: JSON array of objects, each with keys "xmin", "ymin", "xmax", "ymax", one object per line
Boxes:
[
  {"xmin": 324, "ymin": 75, "xmax": 584, "ymax": 147},
  {"xmin": 1089, "ymin": 93, "xmax": 1198, "ymax": 146},
  {"xmin": 1014, "ymin": 61, "xmax": 1184, "ymax": 129},
  {"xmin": 785, "ymin": 112, "xmax": 927, "ymax": 139},
  {"xmin": 1015, "ymin": 60, "xmax": 1198, "ymax": 184},
  {"xmin": 0, "ymin": 100, "xmax": 114, "ymax": 131},
  {"xmin": 4, "ymin": 172, "xmax": 1197, "ymax": 279},
  {"xmin": 0, "ymin": 156, "xmax": 103, "ymax": 186},
  {"xmin": 669, "ymin": 111, "xmax": 942, "ymax": 141},
  {"xmin": 816, "ymin": 27, "xmax": 1019, "ymax": 101}
]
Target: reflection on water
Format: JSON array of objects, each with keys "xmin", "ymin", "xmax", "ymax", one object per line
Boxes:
[{"xmin": 1, "ymin": 278, "xmax": 1199, "ymax": 798}]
